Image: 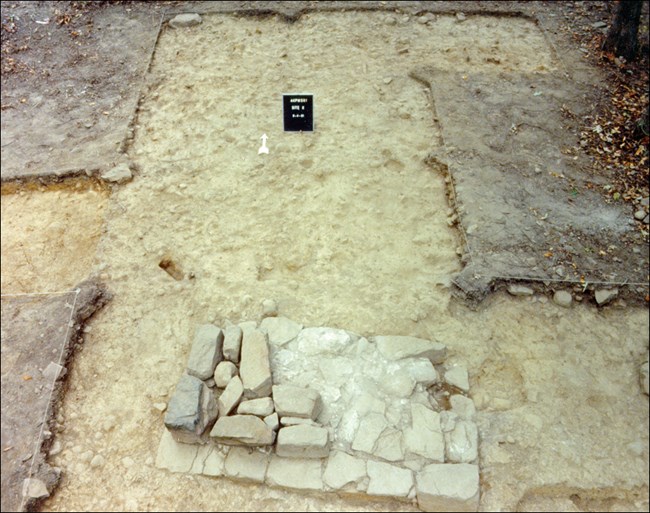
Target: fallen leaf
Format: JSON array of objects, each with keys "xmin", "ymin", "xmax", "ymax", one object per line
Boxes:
[{"xmin": 22, "ymin": 375, "xmax": 32, "ymax": 381}]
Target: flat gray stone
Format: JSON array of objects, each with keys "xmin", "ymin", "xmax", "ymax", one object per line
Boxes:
[
  {"xmin": 214, "ymin": 360, "xmax": 238, "ymax": 388},
  {"xmin": 322, "ymin": 450, "xmax": 367, "ymax": 490},
  {"xmin": 375, "ymin": 335, "xmax": 447, "ymax": 364},
  {"xmin": 553, "ymin": 290, "xmax": 573, "ymax": 308},
  {"xmin": 366, "ymin": 460, "xmax": 413, "ymax": 497},
  {"xmin": 407, "ymin": 358, "xmax": 438, "ymax": 385},
  {"xmin": 445, "ymin": 420, "xmax": 478, "ymax": 463},
  {"xmin": 240, "ymin": 329, "xmax": 272, "ymax": 398},
  {"xmin": 264, "ymin": 412, "xmax": 279, "ymax": 431},
  {"xmin": 223, "ymin": 325, "xmax": 242, "ymax": 364},
  {"xmin": 266, "ymin": 456, "xmax": 324, "ymax": 491},
  {"xmin": 450, "ymin": 395, "xmax": 476, "ymax": 421},
  {"xmin": 155, "ymin": 428, "xmax": 199, "ymax": 473},
  {"xmin": 101, "ymin": 163, "xmax": 132, "ymax": 184},
  {"xmin": 507, "ymin": 284, "xmax": 534, "ymax": 296},
  {"xmin": 595, "ymin": 288, "xmax": 618, "ymax": 306},
  {"xmin": 164, "ymin": 373, "xmax": 217, "ymax": 444},
  {"xmin": 224, "ymin": 446, "xmax": 269, "ymax": 483},
  {"xmin": 187, "ymin": 324, "xmax": 223, "ymax": 380},
  {"xmin": 351, "ymin": 412, "xmax": 387, "ymax": 454},
  {"xmin": 416, "ymin": 463, "xmax": 480, "ymax": 512},
  {"xmin": 22, "ymin": 478, "xmax": 49, "ymax": 500},
  {"xmin": 272, "ymin": 384, "xmax": 322, "ymax": 420},
  {"xmin": 404, "ymin": 403, "xmax": 444, "ymax": 462},
  {"xmin": 373, "ymin": 428, "xmax": 404, "ymax": 462},
  {"xmin": 42, "ymin": 361, "xmax": 65, "ymax": 382},
  {"xmin": 218, "ymin": 376, "xmax": 243, "ymax": 417},
  {"xmin": 210, "ymin": 415, "xmax": 274, "ymax": 446},
  {"xmin": 276, "ymin": 425, "xmax": 330, "ymax": 459},
  {"xmin": 444, "ymin": 366, "xmax": 470, "ymax": 392},
  {"xmin": 237, "ymin": 397, "xmax": 274, "ymax": 417},
  {"xmin": 260, "ymin": 316, "xmax": 303, "ymax": 346},
  {"xmin": 169, "ymin": 13, "xmax": 202, "ymax": 28}
]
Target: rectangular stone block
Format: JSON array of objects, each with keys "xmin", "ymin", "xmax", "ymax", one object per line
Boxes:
[
  {"xmin": 367, "ymin": 460, "xmax": 413, "ymax": 497},
  {"xmin": 239, "ymin": 329, "xmax": 272, "ymax": 398},
  {"xmin": 223, "ymin": 325, "xmax": 243, "ymax": 363},
  {"xmin": 416, "ymin": 463, "xmax": 479, "ymax": 512},
  {"xmin": 237, "ymin": 397, "xmax": 274, "ymax": 417},
  {"xmin": 187, "ymin": 324, "xmax": 223, "ymax": 380},
  {"xmin": 210, "ymin": 414, "xmax": 274, "ymax": 446},
  {"xmin": 276, "ymin": 425, "xmax": 330, "ymax": 459},
  {"xmin": 272, "ymin": 384, "xmax": 322, "ymax": 420},
  {"xmin": 404, "ymin": 403, "xmax": 444, "ymax": 462},
  {"xmin": 164, "ymin": 373, "xmax": 217, "ymax": 444},
  {"xmin": 266, "ymin": 456, "xmax": 324, "ymax": 491}
]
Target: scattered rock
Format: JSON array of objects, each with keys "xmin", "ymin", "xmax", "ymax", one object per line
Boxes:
[
  {"xmin": 322, "ymin": 450, "xmax": 367, "ymax": 490},
  {"xmin": 634, "ymin": 210, "xmax": 646, "ymax": 220},
  {"xmin": 272, "ymin": 384, "xmax": 322, "ymax": 420},
  {"xmin": 261, "ymin": 299, "xmax": 278, "ymax": 318},
  {"xmin": 22, "ymin": 478, "xmax": 49, "ymax": 500},
  {"xmin": 259, "ymin": 316, "xmax": 303, "ymax": 346},
  {"xmin": 218, "ymin": 376, "xmax": 243, "ymax": 417},
  {"xmin": 553, "ymin": 290, "xmax": 573, "ymax": 308},
  {"xmin": 375, "ymin": 335, "xmax": 447, "ymax": 364},
  {"xmin": 224, "ymin": 446, "xmax": 269, "ymax": 483},
  {"xmin": 169, "ymin": 13, "xmax": 202, "ymax": 29},
  {"xmin": 445, "ymin": 420, "xmax": 479, "ymax": 463},
  {"xmin": 456, "ymin": 12, "xmax": 466, "ymax": 22},
  {"xmin": 507, "ymin": 284, "xmax": 534, "ymax": 296},
  {"xmin": 416, "ymin": 463, "xmax": 480, "ymax": 512},
  {"xmin": 444, "ymin": 366, "xmax": 470, "ymax": 392},
  {"xmin": 237, "ymin": 397, "xmax": 274, "ymax": 417},
  {"xmin": 276, "ymin": 425, "xmax": 330, "ymax": 459},
  {"xmin": 366, "ymin": 460, "xmax": 413, "ymax": 497},
  {"xmin": 187, "ymin": 324, "xmax": 223, "ymax": 380},
  {"xmin": 641, "ymin": 360, "xmax": 649, "ymax": 396},
  {"xmin": 239, "ymin": 329, "xmax": 272, "ymax": 399},
  {"xmin": 214, "ymin": 361, "xmax": 238, "ymax": 388},
  {"xmin": 153, "ymin": 402, "xmax": 167, "ymax": 412},
  {"xmin": 595, "ymin": 288, "xmax": 618, "ymax": 306},
  {"xmin": 49, "ymin": 440, "xmax": 62, "ymax": 457},
  {"xmin": 164, "ymin": 373, "xmax": 217, "ymax": 444},
  {"xmin": 266, "ymin": 456, "xmax": 324, "ymax": 491},
  {"xmin": 222, "ymin": 325, "xmax": 243, "ymax": 364},
  {"xmin": 101, "ymin": 163, "xmax": 132, "ymax": 184},
  {"xmin": 210, "ymin": 415, "xmax": 274, "ymax": 446},
  {"xmin": 592, "ymin": 21, "xmax": 608, "ymax": 29},
  {"xmin": 404, "ymin": 403, "xmax": 444, "ymax": 462},
  {"xmin": 42, "ymin": 362, "xmax": 65, "ymax": 382}
]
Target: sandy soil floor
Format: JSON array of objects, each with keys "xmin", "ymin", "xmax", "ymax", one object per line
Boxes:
[{"xmin": 1, "ymin": 7, "xmax": 648, "ymax": 513}]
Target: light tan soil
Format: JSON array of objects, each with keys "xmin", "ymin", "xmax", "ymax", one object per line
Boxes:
[{"xmin": 1, "ymin": 10, "xmax": 647, "ymax": 512}]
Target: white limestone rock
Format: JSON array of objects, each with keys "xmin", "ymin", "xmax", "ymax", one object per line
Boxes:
[
  {"xmin": 224, "ymin": 446, "xmax": 269, "ymax": 483},
  {"xmin": 373, "ymin": 428, "xmax": 404, "ymax": 462},
  {"xmin": 404, "ymin": 403, "xmax": 444, "ymax": 462},
  {"xmin": 214, "ymin": 360, "xmax": 238, "ymax": 388},
  {"xmin": 507, "ymin": 284, "xmax": 534, "ymax": 296},
  {"xmin": 264, "ymin": 412, "xmax": 279, "ymax": 432},
  {"xmin": 351, "ymin": 412, "xmax": 387, "ymax": 454},
  {"xmin": 218, "ymin": 376, "xmax": 243, "ymax": 417},
  {"xmin": 186, "ymin": 324, "xmax": 223, "ymax": 380},
  {"xmin": 374, "ymin": 335, "xmax": 447, "ymax": 364},
  {"xmin": 450, "ymin": 395, "xmax": 476, "ymax": 420},
  {"xmin": 297, "ymin": 327, "xmax": 355, "ymax": 356},
  {"xmin": 366, "ymin": 460, "xmax": 413, "ymax": 497},
  {"xmin": 222, "ymin": 325, "xmax": 242, "ymax": 364},
  {"xmin": 261, "ymin": 298, "xmax": 278, "ymax": 317},
  {"xmin": 22, "ymin": 478, "xmax": 50, "ymax": 500},
  {"xmin": 169, "ymin": 13, "xmax": 202, "ymax": 29},
  {"xmin": 416, "ymin": 463, "xmax": 480, "ymax": 512},
  {"xmin": 379, "ymin": 363, "xmax": 416, "ymax": 397},
  {"xmin": 101, "ymin": 163, "xmax": 132, "ymax": 184},
  {"xmin": 237, "ymin": 397, "xmax": 274, "ymax": 417},
  {"xmin": 210, "ymin": 415, "xmax": 274, "ymax": 446},
  {"xmin": 260, "ymin": 316, "xmax": 303, "ymax": 346},
  {"xmin": 272, "ymin": 384, "xmax": 322, "ymax": 420},
  {"xmin": 276, "ymin": 425, "xmax": 330, "ymax": 459},
  {"xmin": 240, "ymin": 329, "xmax": 272, "ymax": 399},
  {"xmin": 595, "ymin": 288, "xmax": 618, "ymax": 306},
  {"xmin": 266, "ymin": 456, "xmax": 324, "ymax": 491},
  {"xmin": 553, "ymin": 290, "xmax": 573, "ymax": 308},
  {"xmin": 322, "ymin": 450, "xmax": 367, "ymax": 490},
  {"xmin": 444, "ymin": 366, "xmax": 470, "ymax": 392},
  {"xmin": 407, "ymin": 358, "xmax": 439, "ymax": 385},
  {"xmin": 445, "ymin": 420, "xmax": 479, "ymax": 463}
]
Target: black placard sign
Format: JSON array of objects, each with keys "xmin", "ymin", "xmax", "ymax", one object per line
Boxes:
[{"xmin": 283, "ymin": 94, "xmax": 314, "ymax": 132}]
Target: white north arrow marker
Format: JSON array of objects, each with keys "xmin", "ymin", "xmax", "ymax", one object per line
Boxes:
[{"xmin": 258, "ymin": 133, "xmax": 269, "ymax": 155}]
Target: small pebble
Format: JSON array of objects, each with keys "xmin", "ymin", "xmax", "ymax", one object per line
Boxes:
[
  {"xmin": 634, "ymin": 210, "xmax": 646, "ymax": 220},
  {"xmin": 90, "ymin": 455, "xmax": 105, "ymax": 468},
  {"xmin": 262, "ymin": 299, "xmax": 278, "ymax": 317},
  {"xmin": 153, "ymin": 402, "xmax": 167, "ymax": 412}
]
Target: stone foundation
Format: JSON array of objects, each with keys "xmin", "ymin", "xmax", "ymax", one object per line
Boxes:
[{"xmin": 157, "ymin": 317, "xmax": 480, "ymax": 511}]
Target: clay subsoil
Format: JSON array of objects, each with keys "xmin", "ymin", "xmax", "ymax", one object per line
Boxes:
[{"xmin": 1, "ymin": 1, "xmax": 648, "ymax": 512}]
